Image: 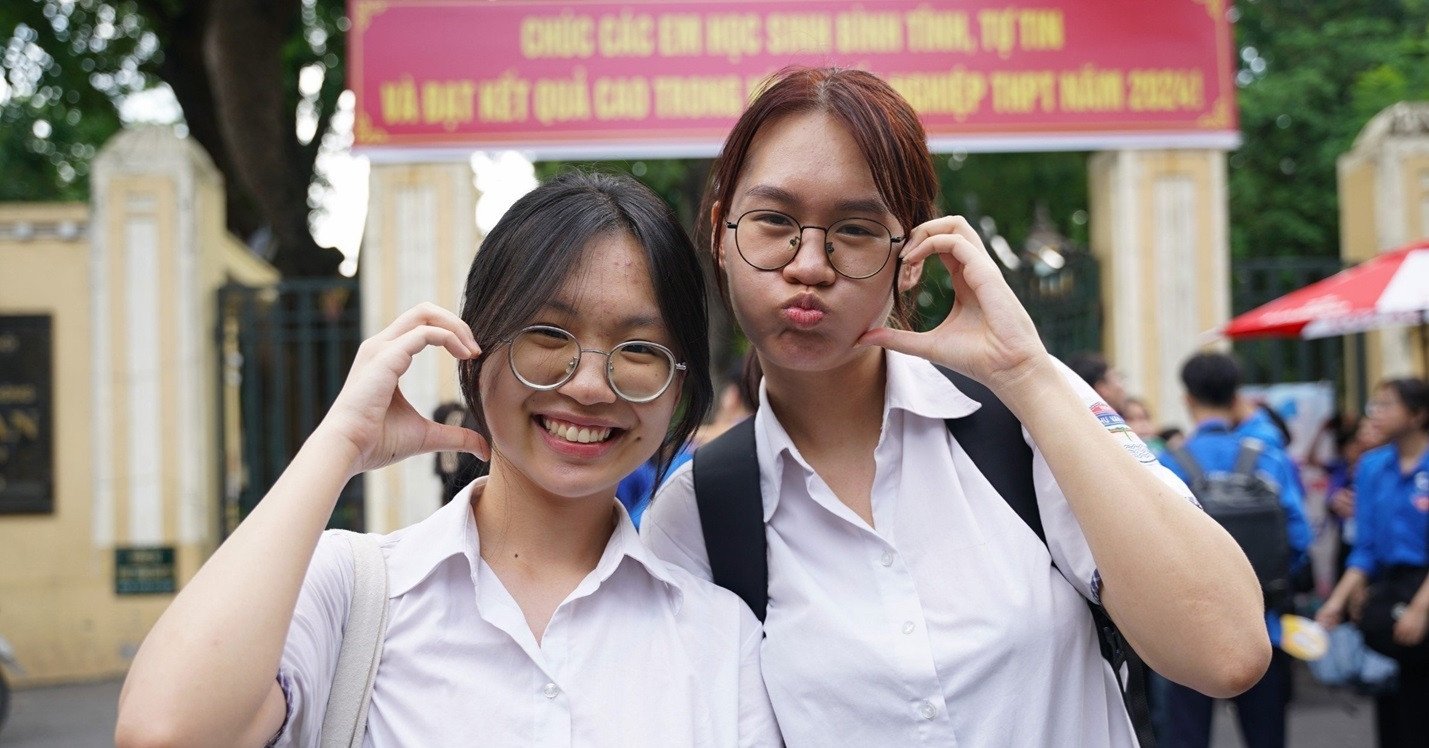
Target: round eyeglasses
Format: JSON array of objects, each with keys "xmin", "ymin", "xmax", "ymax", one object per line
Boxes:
[
  {"xmin": 726, "ymin": 209, "xmax": 904, "ymax": 280},
  {"xmin": 504, "ymin": 325, "xmax": 685, "ymax": 403}
]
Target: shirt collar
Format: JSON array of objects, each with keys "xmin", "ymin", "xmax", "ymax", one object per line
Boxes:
[
  {"xmin": 385, "ymin": 478, "xmax": 484, "ymax": 598},
  {"xmin": 1193, "ymin": 417, "xmax": 1234, "ymax": 436},
  {"xmin": 384, "ymin": 477, "xmax": 685, "ymax": 608},
  {"xmin": 592, "ymin": 501, "xmax": 687, "ymax": 611},
  {"xmin": 754, "ymin": 350, "xmax": 981, "ymax": 521}
]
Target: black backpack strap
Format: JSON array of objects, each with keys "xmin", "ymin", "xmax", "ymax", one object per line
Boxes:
[
  {"xmin": 1165, "ymin": 444, "xmax": 1206, "ymax": 486},
  {"xmin": 938, "ymin": 366, "xmax": 1156, "ymax": 748},
  {"xmin": 936, "ymin": 367, "xmax": 1043, "ymax": 543},
  {"xmin": 692, "ymin": 417, "xmax": 768, "ymax": 622},
  {"xmin": 1232, "ymin": 438, "xmax": 1265, "ymax": 477}
]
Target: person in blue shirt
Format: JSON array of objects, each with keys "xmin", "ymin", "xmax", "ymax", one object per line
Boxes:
[
  {"xmin": 1158, "ymin": 352, "xmax": 1312, "ymax": 748},
  {"xmin": 616, "ymin": 446, "xmax": 694, "ymax": 527},
  {"xmin": 1235, "ymin": 398, "xmax": 1289, "ymax": 449},
  {"xmin": 1317, "ymin": 377, "xmax": 1429, "ymax": 747}
]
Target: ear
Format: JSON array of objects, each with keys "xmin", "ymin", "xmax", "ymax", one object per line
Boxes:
[
  {"xmin": 709, "ymin": 200, "xmax": 726, "ymax": 271},
  {"xmin": 896, "ymin": 255, "xmax": 924, "ymax": 292}
]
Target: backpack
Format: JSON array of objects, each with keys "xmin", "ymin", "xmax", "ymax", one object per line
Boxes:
[
  {"xmin": 1166, "ymin": 435, "xmax": 1292, "ymax": 610},
  {"xmin": 692, "ymin": 366, "xmax": 1157, "ymax": 748}
]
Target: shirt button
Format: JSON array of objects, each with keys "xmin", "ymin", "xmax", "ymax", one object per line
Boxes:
[
  {"xmin": 917, "ymin": 700, "xmax": 938, "ymax": 720},
  {"xmin": 879, "ymin": 551, "xmax": 895, "ymax": 567},
  {"xmin": 542, "ymin": 683, "xmax": 560, "ymax": 699},
  {"xmin": 902, "ymin": 621, "xmax": 916, "ymax": 635}
]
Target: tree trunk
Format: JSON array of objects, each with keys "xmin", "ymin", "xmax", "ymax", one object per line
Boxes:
[
  {"xmin": 203, "ymin": 0, "xmax": 340, "ymax": 276},
  {"xmin": 158, "ymin": 0, "xmax": 265, "ymax": 247}
]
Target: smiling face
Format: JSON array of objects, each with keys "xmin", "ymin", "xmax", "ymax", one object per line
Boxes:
[
  {"xmin": 479, "ymin": 231, "xmax": 680, "ymax": 502},
  {"xmin": 718, "ymin": 111, "xmax": 920, "ymax": 378}
]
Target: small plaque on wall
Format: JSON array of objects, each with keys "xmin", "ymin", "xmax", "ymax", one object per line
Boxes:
[
  {"xmin": 0, "ymin": 315, "xmax": 53, "ymax": 514},
  {"xmin": 116, "ymin": 546, "xmax": 177, "ymax": 595}
]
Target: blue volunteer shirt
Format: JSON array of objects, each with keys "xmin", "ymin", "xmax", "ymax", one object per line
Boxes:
[
  {"xmin": 1345, "ymin": 444, "xmax": 1429, "ymax": 578},
  {"xmin": 1236, "ymin": 407, "xmax": 1287, "ymax": 449},
  {"xmin": 616, "ymin": 446, "xmax": 695, "ymax": 528}
]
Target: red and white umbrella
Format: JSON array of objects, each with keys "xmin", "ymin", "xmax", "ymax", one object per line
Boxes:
[{"xmin": 1222, "ymin": 239, "xmax": 1429, "ymax": 339}]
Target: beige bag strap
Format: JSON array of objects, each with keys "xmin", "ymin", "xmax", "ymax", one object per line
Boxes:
[{"xmin": 320, "ymin": 532, "xmax": 389, "ymax": 748}]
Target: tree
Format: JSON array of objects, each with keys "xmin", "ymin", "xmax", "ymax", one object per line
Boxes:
[
  {"xmin": 0, "ymin": 0, "xmax": 346, "ymax": 275},
  {"xmin": 1229, "ymin": 0, "xmax": 1429, "ymax": 259}
]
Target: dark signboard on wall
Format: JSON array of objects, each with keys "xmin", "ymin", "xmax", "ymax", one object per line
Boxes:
[
  {"xmin": 115, "ymin": 546, "xmax": 178, "ymax": 595},
  {"xmin": 0, "ymin": 315, "xmax": 53, "ymax": 514}
]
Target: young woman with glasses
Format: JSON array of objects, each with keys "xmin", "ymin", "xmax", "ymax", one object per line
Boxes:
[
  {"xmin": 640, "ymin": 67, "xmax": 1270, "ymax": 745},
  {"xmin": 115, "ymin": 171, "xmax": 779, "ymax": 746},
  {"xmin": 1317, "ymin": 377, "xmax": 1429, "ymax": 746}
]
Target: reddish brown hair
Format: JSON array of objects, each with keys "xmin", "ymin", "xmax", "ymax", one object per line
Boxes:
[{"xmin": 702, "ymin": 66, "xmax": 939, "ymax": 327}]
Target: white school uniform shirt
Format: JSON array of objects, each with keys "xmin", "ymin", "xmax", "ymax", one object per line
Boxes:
[
  {"xmin": 641, "ymin": 350, "xmax": 1196, "ymax": 747},
  {"xmin": 272, "ymin": 478, "xmax": 779, "ymax": 747}
]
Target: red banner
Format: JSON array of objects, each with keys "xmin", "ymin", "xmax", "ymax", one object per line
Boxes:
[{"xmin": 349, "ymin": 0, "xmax": 1239, "ymax": 158}]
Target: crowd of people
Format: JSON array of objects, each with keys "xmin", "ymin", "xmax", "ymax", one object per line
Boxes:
[
  {"xmin": 111, "ymin": 66, "xmax": 1426, "ymax": 747},
  {"xmin": 1067, "ymin": 350, "xmax": 1429, "ymax": 748}
]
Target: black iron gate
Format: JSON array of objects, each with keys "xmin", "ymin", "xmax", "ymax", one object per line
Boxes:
[
  {"xmin": 216, "ymin": 278, "xmax": 366, "ymax": 537},
  {"xmin": 1230, "ymin": 257, "xmax": 1364, "ymax": 404},
  {"xmin": 916, "ymin": 250, "xmax": 1102, "ymax": 358},
  {"xmin": 1008, "ymin": 251, "xmax": 1102, "ymax": 358}
]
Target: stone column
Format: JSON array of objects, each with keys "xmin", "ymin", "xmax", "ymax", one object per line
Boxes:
[
  {"xmin": 1338, "ymin": 102, "xmax": 1429, "ymax": 384},
  {"xmin": 362, "ymin": 161, "xmax": 481, "ymax": 532},
  {"xmin": 89, "ymin": 126, "xmax": 238, "ymax": 572},
  {"xmin": 1088, "ymin": 149, "xmax": 1231, "ymax": 427}
]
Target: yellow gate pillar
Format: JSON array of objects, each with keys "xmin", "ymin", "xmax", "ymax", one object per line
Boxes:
[
  {"xmin": 362, "ymin": 160, "xmax": 481, "ymax": 532},
  {"xmin": 1088, "ymin": 149, "xmax": 1231, "ymax": 428},
  {"xmin": 1338, "ymin": 102, "xmax": 1429, "ymax": 383}
]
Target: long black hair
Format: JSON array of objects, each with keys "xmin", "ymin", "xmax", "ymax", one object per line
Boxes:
[{"xmin": 457, "ymin": 170, "xmax": 712, "ymax": 488}]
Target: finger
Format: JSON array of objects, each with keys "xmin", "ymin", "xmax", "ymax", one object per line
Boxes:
[
  {"xmin": 856, "ymin": 325, "xmax": 943, "ymax": 363},
  {"xmin": 376, "ymin": 303, "xmax": 480, "ymax": 355},
  {"xmin": 901, "ymin": 215, "xmax": 982, "ymax": 261},
  {"xmin": 904, "ymin": 233, "xmax": 1004, "ymax": 305},
  {"xmin": 425, "ymin": 421, "xmax": 491, "ymax": 460},
  {"xmin": 375, "ymin": 325, "xmax": 474, "ymax": 375}
]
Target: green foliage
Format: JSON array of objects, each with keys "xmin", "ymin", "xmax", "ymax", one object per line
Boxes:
[
  {"xmin": 533, "ymin": 158, "xmax": 712, "ymax": 236},
  {"xmin": 3, "ymin": 0, "xmax": 349, "ymax": 264},
  {"xmin": 0, "ymin": 0, "xmax": 156, "ymax": 200},
  {"xmin": 1229, "ymin": 1, "xmax": 1429, "ymax": 258}
]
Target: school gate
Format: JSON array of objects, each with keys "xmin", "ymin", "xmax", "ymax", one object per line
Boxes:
[{"xmin": 216, "ymin": 279, "xmax": 366, "ymax": 535}]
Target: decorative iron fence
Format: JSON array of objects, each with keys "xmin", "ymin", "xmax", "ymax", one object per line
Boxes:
[
  {"xmin": 916, "ymin": 250, "xmax": 1102, "ymax": 359},
  {"xmin": 1230, "ymin": 257, "xmax": 1363, "ymax": 404},
  {"xmin": 216, "ymin": 279, "xmax": 365, "ymax": 537}
]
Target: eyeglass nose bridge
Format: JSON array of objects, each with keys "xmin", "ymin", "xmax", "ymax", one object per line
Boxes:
[
  {"xmin": 507, "ymin": 326, "xmax": 684, "ymax": 404},
  {"xmin": 786, "ymin": 228, "xmax": 837, "ymax": 256}
]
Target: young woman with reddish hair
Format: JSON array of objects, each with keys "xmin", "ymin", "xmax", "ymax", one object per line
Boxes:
[{"xmin": 641, "ymin": 67, "xmax": 1269, "ymax": 745}]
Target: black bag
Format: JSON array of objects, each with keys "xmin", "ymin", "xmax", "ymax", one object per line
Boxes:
[
  {"xmin": 1362, "ymin": 566, "xmax": 1429, "ymax": 663},
  {"xmin": 692, "ymin": 366, "xmax": 1157, "ymax": 748},
  {"xmin": 1166, "ymin": 436, "xmax": 1292, "ymax": 610}
]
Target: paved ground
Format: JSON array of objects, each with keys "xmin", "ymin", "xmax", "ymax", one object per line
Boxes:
[
  {"xmin": 0, "ymin": 662, "xmax": 1375, "ymax": 746},
  {"xmin": 3, "ymin": 678, "xmax": 119, "ymax": 748}
]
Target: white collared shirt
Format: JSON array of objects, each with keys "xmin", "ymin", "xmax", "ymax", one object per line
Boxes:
[
  {"xmin": 274, "ymin": 478, "xmax": 779, "ymax": 747},
  {"xmin": 642, "ymin": 351, "xmax": 1194, "ymax": 747}
]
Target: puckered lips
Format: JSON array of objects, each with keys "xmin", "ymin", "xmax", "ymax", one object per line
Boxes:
[
  {"xmin": 535, "ymin": 413, "xmax": 626, "ymax": 459},
  {"xmin": 782, "ymin": 293, "xmax": 829, "ymax": 328}
]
